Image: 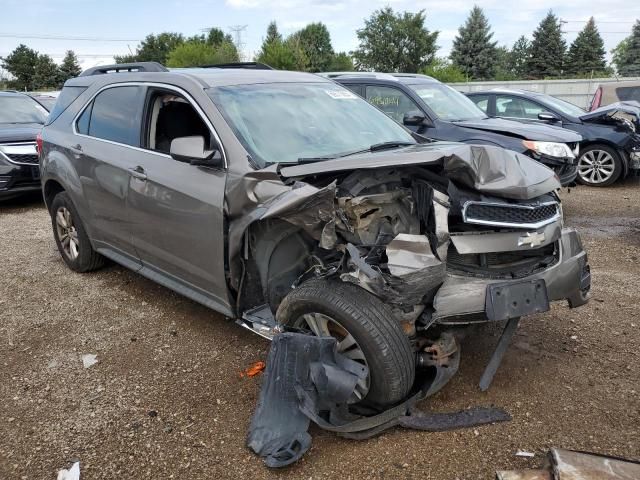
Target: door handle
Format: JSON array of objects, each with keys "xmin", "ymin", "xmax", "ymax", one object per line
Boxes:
[
  {"xmin": 129, "ymin": 166, "xmax": 147, "ymax": 181},
  {"xmin": 70, "ymin": 144, "xmax": 82, "ymax": 153}
]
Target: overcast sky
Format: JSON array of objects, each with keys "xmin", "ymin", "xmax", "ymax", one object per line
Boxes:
[{"xmin": 0, "ymin": 0, "xmax": 637, "ymax": 69}]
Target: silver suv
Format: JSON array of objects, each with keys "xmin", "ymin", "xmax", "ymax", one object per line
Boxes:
[{"xmin": 40, "ymin": 62, "xmax": 590, "ymax": 406}]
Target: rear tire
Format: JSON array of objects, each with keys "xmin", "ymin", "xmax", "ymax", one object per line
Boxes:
[
  {"xmin": 276, "ymin": 279, "xmax": 415, "ymax": 407},
  {"xmin": 576, "ymin": 144, "xmax": 622, "ymax": 187},
  {"xmin": 50, "ymin": 191, "xmax": 105, "ymax": 272}
]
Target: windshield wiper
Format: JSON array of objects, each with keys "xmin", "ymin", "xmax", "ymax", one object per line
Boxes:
[{"xmin": 297, "ymin": 141, "xmax": 415, "ymax": 164}]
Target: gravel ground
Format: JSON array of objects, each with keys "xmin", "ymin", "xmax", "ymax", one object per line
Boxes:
[{"xmin": 1, "ymin": 181, "xmax": 639, "ymax": 480}]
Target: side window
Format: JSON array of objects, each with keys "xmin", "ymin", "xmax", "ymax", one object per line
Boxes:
[
  {"xmin": 496, "ymin": 95, "xmax": 544, "ymax": 120},
  {"xmin": 365, "ymin": 85, "xmax": 420, "ymax": 123},
  {"xmin": 144, "ymin": 90, "xmax": 212, "ymax": 155},
  {"xmin": 615, "ymin": 86, "xmax": 640, "ymax": 102},
  {"xmin": 344, "ymin": 84, "xmax": 364, "ymax": 97},
  {"xmin": 470, "ymin": 94, "xmax": 490, "ymax": 113},
  {"xmin": 83, "ymin": 86, "xmax": 142, "ymax": 146}
]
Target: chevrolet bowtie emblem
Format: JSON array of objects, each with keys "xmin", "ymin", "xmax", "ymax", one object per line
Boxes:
[{"xmin": 518, "ymin": 231, "xmax": 546, "ymax": 248}]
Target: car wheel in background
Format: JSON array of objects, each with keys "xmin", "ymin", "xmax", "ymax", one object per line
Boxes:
[
  {"xmin": 576, "ymin": 144, "xmax": 622, "ymax": 187},
  {"xmin": 50, "ymin": 191, "xmax": 105, "ymax": 272}
]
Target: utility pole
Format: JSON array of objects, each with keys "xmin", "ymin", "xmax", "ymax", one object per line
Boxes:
[{"xmin": 228, "ymin": 25, "xmax": 248, "ymax": 61}]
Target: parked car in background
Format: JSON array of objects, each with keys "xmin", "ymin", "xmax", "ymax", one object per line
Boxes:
[
  {"xmin": 29, "ymin": 91, "xmax": 60, "ymax": 110},
  {"xmin": 0, "ymin": 91, "xmax": 49, "ymax": 200},
  {"xmin": 39, "ymin": 63, "xmax": 589, "ymax": 407},
  {"xmin": 467, "ymin": 88, "xmax": 640, "ymax": 187},
  {"xmin": 324, "ymin": 72, "xmax": 582, "ymax": 186},
  {"xmin": 590, "ymin": 80, "xmax": 640, "ymax": 111}
]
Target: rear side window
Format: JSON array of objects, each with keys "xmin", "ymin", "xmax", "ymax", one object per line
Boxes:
[
  {"xmin": 365, "ymin": 85, "xmax": 420, "ymax": 123},
  {"xmin": 616, "ymin": 86, "xmax": 640, "ymax": 102},
  {"xmin": 45, "ymin": 86, "xmax": 86, "ymax": 125},
  {"xmin": 470, "ymin": 94, "xmax": 490, "ymax": 113},
  {"xmin": 80, "ymin": 86, "xmax": 142, "ymax": 146}
]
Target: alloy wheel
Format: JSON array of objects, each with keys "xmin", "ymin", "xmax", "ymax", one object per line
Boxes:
[
  {"xmin": 578, "ymin": 149, "xmax": 615, "ymax": 184},
  {"xmin": 296, "ymin": 312, "xmax": 370, "ymax": 402},
  {"xmin": 55, "ymin": 206, "xmax": 80, "ymax": 260}
]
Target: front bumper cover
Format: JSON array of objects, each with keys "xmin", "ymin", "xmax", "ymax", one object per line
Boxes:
[{"xmin": 433, "ymin": 227, "xmax": 589, "ymax": 323}]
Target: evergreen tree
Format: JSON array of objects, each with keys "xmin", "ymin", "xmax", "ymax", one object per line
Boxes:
[
  {"xmin": 526, "ymin": 11, "xmax": 567, "ymax": 78},
  {"xmin": 265, "ymin": 21, "xmax": 282, "ymax": 44},
  {"xmin": 614, "ymin": 20, "xmax": 640, "ymax": 76},
  {"xmin": 289, "ymin": 23, "xmax": 334, "ymax": 72},
  {"xmin": 509, "ymin": 36, "xmax": 531, "ymax": 78},
  {"xmin": 58, "ymin": 50, "xmax": 82, "ymax": 85},
  {"xmin": 33, "ymin": 54, "xmax": 60, "ymax": 90},
  {"xmin": 256, "ymin": 37, "xmax": 307, "ymax": 70},
  {"xmin": 0, "ymin": 44, "xmax": 39, "ymax": 90},
  {"xmin": 450, "ymin": 5, "xmax": 498, "ymax": 80},
  {"xmin": 566, "ymin": 17, "xmax": 606, "ymax": 75},
  {"xmin": 352, "ymin": 7, "xmax": 438, "ymax": 72}
]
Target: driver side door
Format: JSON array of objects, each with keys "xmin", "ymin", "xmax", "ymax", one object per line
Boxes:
[{"xmin": 125, "ymin": 85, "xmax": 232, "ymax": 316}]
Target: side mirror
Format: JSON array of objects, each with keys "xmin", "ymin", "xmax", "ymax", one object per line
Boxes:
[
  {"xmin": 170, "ymin": 136, "xmax": 223, "ymax": 168},
  {"xmin": 538, "ymin": 112, "xmax": 560, "ymax": 122},
  {"xmin": 403, "ymin": 110, "xmax": 433, "ymax": 128}
]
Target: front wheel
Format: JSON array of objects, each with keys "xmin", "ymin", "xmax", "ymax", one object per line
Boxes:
[
  {"xmin": 576, "ymin": 145, "xmax": 622, "ymax": 187},
  {"xmin": 276, "ymin": 279, "xmax": 415, "ymax": 407}
]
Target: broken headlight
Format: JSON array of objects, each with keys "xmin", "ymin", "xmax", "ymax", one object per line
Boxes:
[{"xmin": 522, "ymin": 140, "xmax": 575, "ymax": 159}]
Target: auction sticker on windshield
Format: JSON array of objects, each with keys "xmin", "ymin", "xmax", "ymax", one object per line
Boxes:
[{"xmin": 326, "ymin": 89, "xmax": 358, "ymax": 99}]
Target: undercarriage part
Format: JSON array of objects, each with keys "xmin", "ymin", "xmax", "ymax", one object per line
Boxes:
[
  {"xmin": 238, "ymin": 304, "xmax": 279, "ymax": 339},
  {"xmin": 397, "ymin": 406, "xmax": 511, "ymax": 432},
  {"xmin": 416, "ymin": 332, "xmax": 458, "ymax": 369},
  {"xmin": 479, "ymin": 317, "xmax": 520, "ymax": 391}
]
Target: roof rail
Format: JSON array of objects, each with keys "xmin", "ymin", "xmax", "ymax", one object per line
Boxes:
[
  {"xmin": 79, "ymin": 62, "xmax": 169, "ymax": 77},
  {"xmin": 318, "ymin": 72, "xmax": 399, "ymax": 81},
  {"xmin": 198, "ymin": 62, "xmax": 274, "ymax": 70}
]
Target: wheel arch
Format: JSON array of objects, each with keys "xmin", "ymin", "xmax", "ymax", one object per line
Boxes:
[{"xmin": 43, "ymin": 179, "xmax": 65, "ymax": 212}]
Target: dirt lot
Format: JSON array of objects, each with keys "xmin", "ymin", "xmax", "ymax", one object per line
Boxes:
[{"xmin": 1, "ymin": 181, "xmax": 639, "ymax": 480}]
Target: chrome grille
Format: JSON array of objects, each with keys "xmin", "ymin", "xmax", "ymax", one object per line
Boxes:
[
  {"xmin": 0, "ymin": 142, "xmax": 39, "ymax": 165},
  {"xmin": 463, "ymin": 201, "xmax": 560, "ymax": 229}
]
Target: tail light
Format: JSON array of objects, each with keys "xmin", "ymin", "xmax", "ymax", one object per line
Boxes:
[
  {"xmin": 36, "ymin": 131, "xmax": 43, "ymax": 156},
  {"xmin": 590, "ymin": 87, "xmax": 602, "ymax": 111}
]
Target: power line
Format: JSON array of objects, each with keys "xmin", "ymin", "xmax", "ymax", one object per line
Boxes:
[
  {"xmin": 0, "ymin": 33, "xmax": 141, "ymax": 42},
  {"xmin": 228, "ymin": 25, "xmax": 248, "ymax": 61}
]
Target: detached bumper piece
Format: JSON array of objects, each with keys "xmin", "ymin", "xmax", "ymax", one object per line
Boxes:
[
  {"xmin": 496, "ymin": 448, "xmax": 640, "ymax": 480},
  {"xmin": 248, "ymin": 333, "xmax": 511, "ymax": 468}
]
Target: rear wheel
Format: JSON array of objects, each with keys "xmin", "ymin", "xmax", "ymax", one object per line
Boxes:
[
  {"xmin": 577, "ymin": 145, "xmax": 622, "ymax": 187},
  {"xmin": 276, "ymin": 279, "xmax": 415, "ymax": 407},
  {"xmin": 50, "ymin": 192, "xmax": 105, "ymax": 272}
]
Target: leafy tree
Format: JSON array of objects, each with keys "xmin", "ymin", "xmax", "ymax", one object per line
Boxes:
[
  {"xmin": 206, "ymin": 28, "xmax": 234, "ymax": 47},
  {"xmin": 352, "ymin": 7, "xmax": 438, "ymax": 73},
  {"xmin": 566, "ymin": 17, "xmax": 606, "ymax": 75},
  {"xmin": 1, "ymin": 44, "xmax": 39, "ymax": 90},
  {"xmin": 289, "ymin": 23, "xmax": 334, "ymax": 72},
  {"xmin": 115, "ymin": 32, "xmax": 185, "ymax": 64},
  {"xmin": 613, "ymin": 20, "xmax": 640, "ymax": 76},
  {"xmin": 508, "ymin": 36, "xmax": 531, "ymax": 78},
  {"xmin": 328, "ymin": 52, "xmax": 354, "ymax": 71},
  {"xmin": 33, "ymin": 54, "xmax": 60, "ymax": 90},
  {"xmin": 265, "ymin": 21, "xmax": 282, "ymax": 44},
  {"xmin": 526, "ymin": 11, "xmax": 567, "ymax": 78},
  {"xmin": 256, "ymin": 37, "xmax": 307, "ymax": 70},
  {"xmin": 421, "ymin": 57, "xmax": 466, "ymax": 82},
  {"xmin": 450, "ymin": 6, "xmax": 497, "ymax": 80},
  {"xmin": 166, "ymin": 40, "xmax": 238, "ymax": 68},
  {"xmin": 58, "ymin": 50, "xmax": 82, "ymax": 85}
]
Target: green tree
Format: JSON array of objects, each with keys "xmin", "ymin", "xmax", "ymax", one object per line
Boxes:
[
  {"xmin": 508, "ymin": 36, "xmax": 531, "ymax": 78},
  {"xmin": 1, "ymin": 44, "xmax": 39, "ymax": 90},
  {"xmin": 421, "ymin": 57, "xmax": 467, "ymax": 82},
  {"xmin": 328, "ymin": 52, "xmax": 354, "ymax": 71},
  {"xmin": 450, "ymin": 5, "xmax": 497, "ymax": 80},
  {"xmin": 33, "ymin": 54, "xmax": 60, "ymax": 90},
  {"xmin": 526, "ymin": 11, "xmax": 567, "ymax": 78},
  {"xmin": 166, "ymin": 40, "xmax": 238, "ymax": 68},
  {"xmin": 115, "ymin": 32, "xmax": 185, "ymax": 64},
  {"xmin": 58, "ymin": 50, "xmax": 82, "ymax": 85},
  {"xmin": 206, "ymin": 28, "xmax": 234, "ymax": 47},
  {"xmin": 352, "ymin": 7, "xmax": 438, "ymax": 72},
  {"xmin": 265, "ymin": 21, "xmax": 282, "ymax": 44},
  {"xmin": 493, "ymin": 46, "xmax": 518, "ymax": 80},
  {"xmin": 256, "ymin": 37, "xmax": 307, "ymax": 70},
  {"xmin": 612, "ymin": 20, "xmax": 640, "ymax": 76},
  {"xmin": 289, "ymin": 23, "xmax": 334, "ymax": 72},
  {"xmin": 566, "ymin": 17, "xmax": 606, "ymax": 76}
]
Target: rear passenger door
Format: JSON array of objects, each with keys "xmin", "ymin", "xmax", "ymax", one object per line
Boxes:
[
  {"xmin": 125, "ymin": 86, "xmax": 231, "ymax": 315},
  {"xmin": 364, "ymin": 85, "xmax": 425, "ymax": 128},
  {"xmin": 73, "ymin": 85, "xmax": 145, "ymax": 269},
  {"xmin": 495, "ymin": 94, "xmax": 546, "ymax": 123}
]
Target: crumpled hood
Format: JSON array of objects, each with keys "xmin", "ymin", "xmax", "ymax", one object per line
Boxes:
[
  {"xmin": 452, "ymin": 117, "xmax": 582, "ymax": 143},
  {"xmin": 580, "ymin": 101, "xmax": 640, "ymax": 132},
  {"xmin": 279, "ymin": 142, "xmax": 560, "ymax": 200},
  {"xmin": 0, "ymin": 123, "xmax": 41, "ymax": 143}
]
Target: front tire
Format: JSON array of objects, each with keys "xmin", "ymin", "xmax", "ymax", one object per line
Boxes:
[
  {"xmin": 576, "ymin": 144, "xmax": 622, "ymax": 187},
  {"xmin": 50, "ymin": 191, "xmax": 105, "ymax": 272},
  {"xmin": 276, "ymin": 279, "xmax": 415, "ymax": 407}
]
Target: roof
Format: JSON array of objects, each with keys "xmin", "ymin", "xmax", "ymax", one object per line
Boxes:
[
  {"xmin": 0, "ymin": 90, "xmax": 29, "ymax": 97},
  {"xmin": 320, "ymin": 72, "xmax": 438, "ymax": 84},
  {"xmin": 467, "ymin": 88, "xmax": 545, "ymax": 96}
]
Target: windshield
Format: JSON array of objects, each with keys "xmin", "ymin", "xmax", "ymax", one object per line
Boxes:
[
  {"xmin": 207, "ymin": 83, "xmax": 415, "ymax": 167},
  {"xmin": 0, "ymin": 95, "xmax": 48, "ymax": 124},
  {"xmin": 541, "ymin": 95, "xmax": 585, "ymax": 117},
  {"xmin": 409, "ymin": 83, "xmax": 487, "ymax": 121}
]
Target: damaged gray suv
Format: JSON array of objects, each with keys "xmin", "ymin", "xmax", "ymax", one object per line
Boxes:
[{"xmin": 40, "ymin": 62, "xmax": 590, "ymax": 407}]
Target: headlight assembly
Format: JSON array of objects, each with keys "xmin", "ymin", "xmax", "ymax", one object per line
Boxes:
[{"xmin": 522, "ymin": 140, "xmax": 575, "ymax": 159}]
